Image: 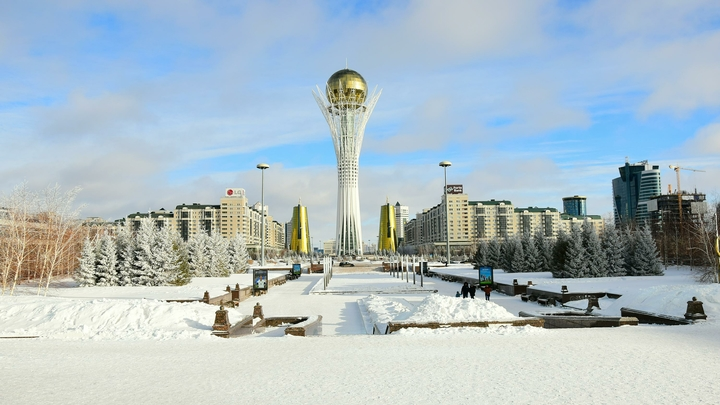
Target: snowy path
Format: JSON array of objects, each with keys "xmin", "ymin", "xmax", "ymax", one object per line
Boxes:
[{"xmin": 232, "ymin": 274, "xmax": 369, "ymax": 335}]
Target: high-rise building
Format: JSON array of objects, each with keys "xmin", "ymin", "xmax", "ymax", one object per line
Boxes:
[
  {"xmin": 562, "ymin": 195, "xmax": 587, "ymax": 217},
  {"xmin": 175, "ymin": 203, "xmax": 221, "ymax": 241},
  {"xmin": 290, "ymin": 202, "xmax": 311, "ymax": 254},
  {"xmin": 394, "ymin": 202, "xmax": 409, "ymax": 242},
  {"xmin": 612, "ymin": 160, "xmax": 661, "ymax": 226},
  {"xmin": 378, "ymin": 203, "xmax": 397, "ymax": 252},
  {"xmin": 314, "ymin": 68, "xmax": 381, "ymax": 256}
]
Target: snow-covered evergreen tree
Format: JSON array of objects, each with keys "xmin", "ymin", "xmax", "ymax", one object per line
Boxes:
[
  {"xmin": 582, "ymin": 221, "xmax": 607, "ymax": 278},
  {"xmin": 499, "ymin": 238, "xmax": 515, "ymax": 273},
  {"xmin": 602, "ymin": 225, "xmax": 626, "ymax": 277},
  {"xmin": 74, "ymin": 237, "xmax": 98, "ymax": 286},
  {"xmin": 551, "ymin": 229, "xmax": 569, "ymax": 277},
  {"xmin": 151, "ymin": 225, "xmax": 179, "ymax": 285},
  {"xmin": 487, "ymin": 239, "xmax": 502, "ymax": 269},
  {"xmin": 133, "ymin": 218, "xmax": 158, "ymax": 285},
  {"xmin": 228, "ymin": 233, "xmax": 250, "ymax": 274},
  {"xmin": 207, "ymin": 232, "xmax": 230, "ymax": 277},
  {"xmin": 521, "ymin": 232, "xmax": 539, "ymax": 272},
  {"xmin": 187, "ymin": 231, "xmax": 211, "ymax": 277},
  {"xmin": 473, "ymin": 241, "xmax": 489, "ymax": 269},
  {"xmin": 508, "ymin": 236, "xmax": 524, "ymax": 272},
  {"xmin": 534, "ymin": 229, "xmax": 553, "ymax": 273},
  {"xmin": 172, "ymin": 237, "xmax": 191, "ymax": 285},
  {"xmin": 626, "ymin": 226, "xmax": 663, "ymax": 276},
  {"xmin": 115, "ymin": 225, "xmax": 135, "ymax": 286},
  {"xmin": 563, "ymin": 224, "xmax": 587, "ymax": 278},
  {"xmin": 95, "ymin": 234, "xmax": 118, "ymax": 286}
]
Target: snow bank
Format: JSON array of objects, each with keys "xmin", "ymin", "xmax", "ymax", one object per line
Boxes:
[
  {"xmin": 361, "ymin": 294, "xmax": 519, "ymax": 326},
  {"xmin": 399, "ymin": 294, "xmax": 518, "ymax": 322},
  {"xmin": 393, "ymin": 324, "xmax": 546, "ymax": 336},
  {"xmin": 0, "ymin": 296, "xmax": 242, "ymax": 340},
  {"xmin": 358, "ymin": 295, "xmax": 412, "ymax": 325},
  {"xmin": 597, "ymin": 283, "xmax": 720, "ymax": 319}
]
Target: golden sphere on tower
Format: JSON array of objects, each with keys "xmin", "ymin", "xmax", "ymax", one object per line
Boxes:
[{"xmin": 326, "ymin": 69, "xmax": 367, "ymax": 105}]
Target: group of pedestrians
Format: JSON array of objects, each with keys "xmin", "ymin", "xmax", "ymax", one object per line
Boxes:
[{"xmin": 457, "ymin": 282, "xmax": 491, "ymax": 300}]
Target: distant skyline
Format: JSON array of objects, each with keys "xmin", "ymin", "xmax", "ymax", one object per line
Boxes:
[{"xmin": 2, "ymin": 1, "xmax": 720, "ymax": 246}]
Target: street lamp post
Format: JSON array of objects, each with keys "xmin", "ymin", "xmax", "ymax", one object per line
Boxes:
[
  {"xmin": 257, "ymin": 163, "xmax": 270, "ymax": 267},
  {"xmin": 439, "ymin": 161, "xmax": 452, "ymax": 267}
]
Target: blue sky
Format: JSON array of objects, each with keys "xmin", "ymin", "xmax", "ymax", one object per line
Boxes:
[{"xmin": 2, "ymin": 0, "xmax": 720, "ymax": 246}]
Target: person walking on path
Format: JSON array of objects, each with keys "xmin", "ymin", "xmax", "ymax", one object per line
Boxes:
[
  {"xmin": 484, "ymin": 285, "xmax": 492, "ymax": 301},
  {"xmin": 469, "ymin": 284, "xmax": 476, "ymax": 299},
  {"xmin": 461, "ymin": 282, "xmax": 470, "ymax": 299}
]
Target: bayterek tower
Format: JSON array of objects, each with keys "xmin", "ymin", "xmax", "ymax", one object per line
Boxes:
[{"xmin": 314, "ymin": 69, "xmax": 381, "ymax": 256}]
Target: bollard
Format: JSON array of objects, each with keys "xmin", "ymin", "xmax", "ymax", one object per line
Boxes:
[
  {"xmin": 212, "ymin": 305, "xmax": 231, "ymax": 338},
  {"xmin": 253, "ymin": 302, "xmax": 265, "ymax": 320},
  {"xmin": 203, "ymin": 291, "xmax": 210, "ymax": 304},
  {"xmin": 586, "ymin": 297, "xmax": 601, "ymax": 312},
  {"xmin": 685, "ymin": 297, "xmax": 707, "ymax": 320}
]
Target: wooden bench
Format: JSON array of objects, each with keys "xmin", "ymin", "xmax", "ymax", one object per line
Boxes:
[{"xmin": 521, "ymin": 294, "xmax": 530, "ymax": 302}]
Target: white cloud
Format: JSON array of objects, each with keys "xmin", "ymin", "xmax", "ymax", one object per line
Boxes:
[{"xmin": 684, "ymin": 122, "xmax": 720, "ymax": 155}]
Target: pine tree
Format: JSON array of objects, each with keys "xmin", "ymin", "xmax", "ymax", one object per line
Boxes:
[
  {"xmin": 551, "ymin": 229, "xmax": 569, "ymax": 278},
  {"xmin": 564, "ymin": 224, "xmax": 587, "ymax": 278},
  {"xmin": 473, "ymin": 241, "xmax": 489, "ymax": 269},
  {"xmin": 133, "ymin": 218, "xmax": 157, "ymax": 285},
  {"xmin": 172, "ymin": 238, "xmax": 191, "ymax": 285},
  {"xmin": 487, "ymin": 239, "xmax": 502, "ymax": 270},
  {"xmin": 602, "ymin": 225, "xmax": 626, "ymax": 277},
  {"xmin": 74, "ymin": 237, "xmax": 97, "ymax": 286},
  {"xmin": 500, "ymin": 238, "xmax": 515, "ymax": 272},
  {"xmin": 627, "ymin": 226, "xmax": 663, "ymax": 276},
  {"xmin": 228, "ymin": 233, "xmax": 250, "ymax": 274},
  {"xmin": 534, "ymin": 229, "xmax": 553, "ymax": 273},
  {"xmin": 151, "ymin": 225, "xmax": 179, "ymax": 285},
  {"xmin": 582, "ymin": 221, "xmax": 607, "ymax": 278},
  {"xmin": 187, "ymin": 231, "xmax": 211, "ymax": 277},
  {"xmin": 509, "ymin": 236, "xmax": 524, "ymax": 272},
  {"xmin": 521, "ymin": 232, "xmax": 539, "ymax": 272},
  {"xmin": 207, "ymin": 232, "xmax": 230, "ymax": 277},
  {"xmin": 95, "ymin": 234, "xmax": 118, "ymax": 286},
  {"xmin": 115, "ymin": 226, "xmax": 135, "ymax": 286}
]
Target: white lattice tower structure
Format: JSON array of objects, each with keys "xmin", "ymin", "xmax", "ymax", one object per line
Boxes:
[{"xmin": 313, "ymin": 69, "xmax": 381, "ymax": 256}]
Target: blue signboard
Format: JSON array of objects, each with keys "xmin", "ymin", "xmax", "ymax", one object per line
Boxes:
[
  {"xmin": 292, "ymin": 263, "xmax": 302, "ymax": 276},
  {"xmin": 478, "ymin": 266, "xmax": 493, "ymax": 286}
]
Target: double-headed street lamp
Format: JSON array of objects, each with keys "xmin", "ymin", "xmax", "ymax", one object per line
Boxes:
[
  {"xmin": 257, "ymin": 163, "xmax": 270, "ymax": 267},
  {"xmin": 439, "ymin": 161, "xmax": 452, "ymax": 267}
]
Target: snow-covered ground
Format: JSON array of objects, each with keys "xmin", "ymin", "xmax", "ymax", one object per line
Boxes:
[{"xmin": 1, "ymin": 265, "xmax": 719, "ymax": 404}]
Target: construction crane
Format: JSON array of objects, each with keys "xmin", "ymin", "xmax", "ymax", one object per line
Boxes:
[{"xmin": 668, "ymin": 164, "xmax": 705, "ymax": 221}]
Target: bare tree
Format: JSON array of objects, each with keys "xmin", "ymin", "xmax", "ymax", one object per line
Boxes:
[
  {"xmin": 0, "ymin": 183, "xmax": 85, "ymax": 295},
  {"xmin": 1, "ymin": 183, "xmax": 36, "ymax": 295},
  {"xmin": 687, "ymin": 200, "xmax": 720, "ymax": 283},
  {"xmin": 35, "ymin": 185, "xmax": 85, "ymax": 295}
]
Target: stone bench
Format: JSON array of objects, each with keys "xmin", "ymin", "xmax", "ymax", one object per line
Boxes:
[{"xmin": 537, "ymin": 297, "xmax": 555, "ymax": 306}]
